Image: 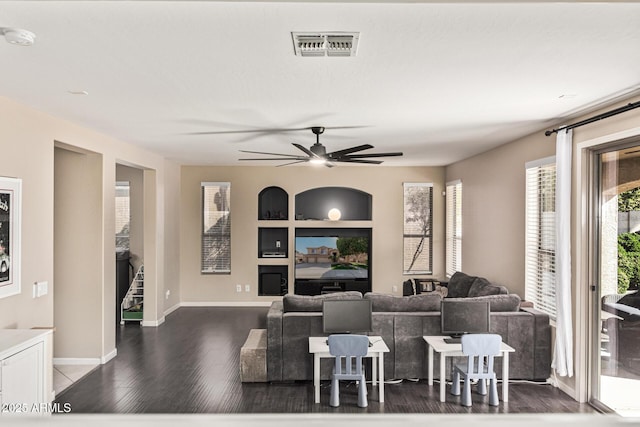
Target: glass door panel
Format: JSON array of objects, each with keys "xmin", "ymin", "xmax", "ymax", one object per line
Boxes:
[{"xmin": 596, "ymin": 146, "xmax": 640, "ymax": 416}]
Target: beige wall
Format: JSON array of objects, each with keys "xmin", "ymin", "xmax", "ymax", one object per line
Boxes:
[
  {"xmin": 445, "ymin": 132, "xmax": 555, "ymax": 296},
  {"xmin": 163, "ymin": 159, "xmax": 182, "ymax": 311},
  {"xmin": 0, "ymin": 96, "xmax": 180, "ymax": 362},
  {"xmin": 0, "ymin": 98, "xmax": 55, "ymax": 329},
  {"xmin": 445, "ymin": 95, "xmax": 640, "ymax": 402},
  {"xmin": 54, "ymin": 147, "xmax": 103, "ymax": 358},
  {"xmin": 180, "ymin": 165, "xmax": 445, "ymax": 302}
]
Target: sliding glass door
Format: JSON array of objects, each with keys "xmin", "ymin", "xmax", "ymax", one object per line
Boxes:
[{"xmin": 592, "ymin": 143, "xmax": 640, "ymax": 416}]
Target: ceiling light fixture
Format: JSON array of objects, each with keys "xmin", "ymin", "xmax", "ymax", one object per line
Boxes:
[
  {"xmin": 1, "ymin": 27, "xmax": 36, "ymax": 46},
  {"xmin": 309, "ymin": 158, "xmax": 326, "ymax": 165}
]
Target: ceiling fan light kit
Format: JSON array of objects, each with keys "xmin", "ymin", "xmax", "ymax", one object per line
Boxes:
[{"xmin": 239, "ymin": 126, "xmax": 403, "ymax": 167}]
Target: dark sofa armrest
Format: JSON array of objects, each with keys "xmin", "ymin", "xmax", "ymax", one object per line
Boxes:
[
  {"xmin": 520, "ymin": 306, "xmax": 552, "ymax": 380},
  {"xmin": 267, "ymin": 301, "xmax": 284, "ymax": 382}
]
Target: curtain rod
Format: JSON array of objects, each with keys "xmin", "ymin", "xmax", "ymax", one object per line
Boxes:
[{"xmin": 544, "ymin": 100, "xmax": 640, "ymax": 136}]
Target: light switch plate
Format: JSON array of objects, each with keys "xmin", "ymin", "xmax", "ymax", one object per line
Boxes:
[{"xmin": 33, "ymin": 281, "xmax": 48, "ymax": 298}]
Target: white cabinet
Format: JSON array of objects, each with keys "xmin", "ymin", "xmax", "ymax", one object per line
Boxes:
[{"xmin": 0, "ymin": 329, "xmax": 53, "ymax": 414}]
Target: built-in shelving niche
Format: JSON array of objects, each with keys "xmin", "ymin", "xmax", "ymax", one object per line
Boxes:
[
  {"xmin": 258, "ymin": 186, "xmax": 288, "ymax": 220},
  {"xmin": 294, "ymin": 187, "xmax": 372, "ymax": 221}
]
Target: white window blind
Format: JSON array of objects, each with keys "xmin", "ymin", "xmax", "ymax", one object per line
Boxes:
[
  {"xmin": 525, "ymin": 157, "xmax": 556, "ymax": 319},
  {"xmin": 403, "ymin": 183, "xmax": 433, "ymax": 274},
  {"xmin": 115, "ymin": 181, "xmax": 130, "ymax": 252},
  {"xmin": 446, "ymin": 180, "xmax": 462, "ymax": 277},
  {"xmin": 201, "ymin": 182, "xmax": 231, "ymax": 274}
]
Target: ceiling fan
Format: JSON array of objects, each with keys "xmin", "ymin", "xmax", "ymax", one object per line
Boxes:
[{"xmin": 239, "ymin": 127, "xmax": 403, "ymax": 167}]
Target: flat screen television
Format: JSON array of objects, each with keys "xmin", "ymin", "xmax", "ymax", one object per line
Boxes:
[
  {"xmin": 295, "ymin": 228, "xmax": 370, "ymax": 281},
  {"xmin": 322, "ymin": 299, "xmax": 373, "ymax": 334},
  {"xmin": 440, "ymin": 300, "xmax": 491, "ymax": 343}
]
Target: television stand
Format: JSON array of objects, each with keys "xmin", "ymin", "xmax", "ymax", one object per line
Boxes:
[
  {"xmin": 294, "ymin": 280, "xmax": 371, "ymax": 296},
  {"xmin": 320, "ymin": 285, "xmax": 342, "ymax": 294}
]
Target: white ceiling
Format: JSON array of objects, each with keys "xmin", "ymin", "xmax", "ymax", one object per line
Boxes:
[{"xmin": 2, "ymin": 1, "xmax": 640, "ymax": 166}]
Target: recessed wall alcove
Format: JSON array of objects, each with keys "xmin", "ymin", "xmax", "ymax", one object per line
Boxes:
[
  {"xmin": 258, "ymin": 186, "xmax": 288, "ymax": 220},
  {"xmin": 294, "ymin": 187, "xmax": 372, "ymax": 221}
]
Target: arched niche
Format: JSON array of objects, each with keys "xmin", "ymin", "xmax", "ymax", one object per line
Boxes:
[
  {"xmin": 258, "ymin": 186, "xmax": 288, "ymax": 220},
  {"xmin": 295, "ymin": 187, "xmax": 372, "ymax": 221}
]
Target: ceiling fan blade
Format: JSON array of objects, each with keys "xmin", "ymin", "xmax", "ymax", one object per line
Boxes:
[
  {"xmin": 239, "ymin": 157, "xmax": 308, "ymax": 161},
  {"xmin": 187, "ymin": 125, "xmax": 368, "ymax": 136},
  {"xmin": 343, "ymin": 152, "xmax": 403, "ymax": 159},
  {"xmin": 239, "ymin": 149, "xmax": 302, "ymax": 158},
  {"xmin": 186, "ymin": 127, "xmax": 311, "ymax": 136},
  {"xmin": 336, "ymin": 159, "xmax": 383, "ymax": 164},
  {"xmin": 292, "ymin": 143, "xmax": 319, "ymax": 158},
  {"xmin": 328, "ymin": 144, "xmax": 374, "ymax": 158},
  {"xmin": 276, "ymin": 160, "xmax": 309, "ymax": 167}
]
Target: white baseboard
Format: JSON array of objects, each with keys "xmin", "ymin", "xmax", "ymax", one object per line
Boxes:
[
  {"xmin": 164, "ymin": 302, "xmax": 181, "ymax": 317},
  {"xmin": 101, "ymin": 348, "xmax": 117, "ymax": 364},
  {"xmin": 180, "ymin": 301, "xmax": 273, "ymax": 307},
  {"xmin": 142, "ymin": 316, "xmax": 165, "ymax": 327},
  {"xmin": 54, "ymin": 348, "xmax": 118, "ymax": 366},
  {"xmin": 54, "ymin": 357, "xmax": 101, "ymax": 366}
]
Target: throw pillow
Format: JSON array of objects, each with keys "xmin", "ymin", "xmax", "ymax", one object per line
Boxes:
[
  {"xmin": 282, "ymin": 291, "xmax": 363, "ymax": 312},
  {"xmin": 364, "ymin": 292, "xmax": 442, "ymax": 312},
  {"xmin": 447, "ymin": 272, "xmax": 476, "ymax": 298},
  {"xmin": 468, "ymin": 277, "xmax": 508, "ymax": 297},
  {"xmin": 402, "ymin": 279, "xmax": 415, "ymax": 296}
]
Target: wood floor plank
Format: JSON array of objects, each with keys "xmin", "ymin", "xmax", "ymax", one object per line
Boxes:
[{"xmin": 54, "ymin": 307, "xmax": 597, "ymax": 414}]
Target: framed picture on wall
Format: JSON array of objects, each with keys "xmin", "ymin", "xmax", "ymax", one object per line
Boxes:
[{"xmin": 0, "ymin": 177, "xmax": 21, "ymax": 299}]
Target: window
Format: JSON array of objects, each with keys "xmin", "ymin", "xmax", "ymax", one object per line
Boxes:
[
  {"xmin": 403, "ymin": 183, "xmax": 433, "ymax": 274},
  {"xmin": 115, "ymin": 181, "xmax": 130, "ymax": 252},
  {"xmin": 446, "ymin": 180, "xmax": 462, "ymax": 277},
  {"xmin": 202, "ymin": 182, "xmax": 231, "ymax": 273},
  {"xmin": 525, "ymin": 157, "xmax": 556, "ymax": 319}
]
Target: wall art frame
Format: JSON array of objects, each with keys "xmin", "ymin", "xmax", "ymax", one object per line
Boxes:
[{"xmin": 0, "ymin": 176, "xmax": 21, "ymax": 299}]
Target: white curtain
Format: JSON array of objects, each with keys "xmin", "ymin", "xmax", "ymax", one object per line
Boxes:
[{"xmin": 552, "ymin": 129, "xmax": 574, "ymax": 377}]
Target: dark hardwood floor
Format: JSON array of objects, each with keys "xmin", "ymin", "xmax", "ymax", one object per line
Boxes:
[{"xmin": 54, "ymin": 307, "xmax": 597, "ymax": 414}]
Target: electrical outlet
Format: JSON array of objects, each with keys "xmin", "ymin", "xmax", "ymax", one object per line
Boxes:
[
  {"xmin": 165, "ymin": 289, "xmax": 171, "ymax": 300},
  {"xmin": 392, "ymin": 285, "xmax": 398, "ymax": 293},
  {"xmin": 236, "ymin": 284, "xmax": 242, "ymax": 293},
  {"xmin": 245, "ymin": 284, "xmax": 251, "ymax": 292}
]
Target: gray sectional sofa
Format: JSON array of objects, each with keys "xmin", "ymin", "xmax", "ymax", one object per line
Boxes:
[{"xmin": 266, "ymin": 275, "xmax": 551, "ymax": 382}]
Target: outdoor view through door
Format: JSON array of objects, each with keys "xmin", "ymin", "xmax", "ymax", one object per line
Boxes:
[{"xmin": 597, "ymin": 146, "xmax": 640, "ymax": 416}]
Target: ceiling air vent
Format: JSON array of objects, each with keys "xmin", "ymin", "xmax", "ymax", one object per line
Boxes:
[{"xmin": 292, "ymin": 32, "xmax": 359, "ymax": 57}]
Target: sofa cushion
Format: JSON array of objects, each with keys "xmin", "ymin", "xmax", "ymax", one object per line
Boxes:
[
  {"xmin": 282, "ymin": 291, "xmax": 362, "ymax": 312},
  {"xmin": 364, "ymin": 292, "xmax": 442, "ymax": 312},
  {"xmin": 446, "ymin": 294, "xmax": 521, "ymax": 312},
  {"xmin": 468, "ymin": 277, "xmax": 509, "ymax": 297},
  {"xmin": 447, "ymin": 272, "xmax": 476, "ymax": 297}
]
